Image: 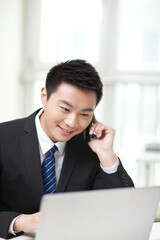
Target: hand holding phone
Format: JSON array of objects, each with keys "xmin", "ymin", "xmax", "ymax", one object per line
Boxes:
[
  {"xmin": 84, "ymin": 119, "xmax": 97, "ymax": 143},
  {"xmin": 85, "ymin": 116, "xmax": 117, "ymax": 168}
]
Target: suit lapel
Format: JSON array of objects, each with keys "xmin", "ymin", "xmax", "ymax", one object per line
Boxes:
[
  {"xmin": 20, "ymin": 110, "xmax": 44, "ymax": 207},
  {"xmin": 56, "ymin": 134, "xmax": 83, "ymax": 192}
]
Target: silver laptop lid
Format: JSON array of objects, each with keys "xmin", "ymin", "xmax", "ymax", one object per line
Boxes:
[{"xmin": 36, "ymin": 187, "xmax": 160, "ymax": 240}]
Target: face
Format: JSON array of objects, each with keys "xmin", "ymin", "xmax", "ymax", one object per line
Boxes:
[{"xmin": 40, "ymin": 82, "xmax": 97, "ymax": 142}]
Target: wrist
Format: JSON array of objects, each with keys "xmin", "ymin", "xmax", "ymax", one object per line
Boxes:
[{"xmin": 97, "ymin": 150, "xmax": 118, "ymax": 168}]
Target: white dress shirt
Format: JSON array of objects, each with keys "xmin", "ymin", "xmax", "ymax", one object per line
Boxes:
[{"xmin": 35, "ymin": 109, "xmax": 66, "ymax": 185}]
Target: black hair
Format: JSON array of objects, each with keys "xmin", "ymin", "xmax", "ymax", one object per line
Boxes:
[{"xmin": 46, "ymin": 59, "xmax": 103, "ymax": 105}]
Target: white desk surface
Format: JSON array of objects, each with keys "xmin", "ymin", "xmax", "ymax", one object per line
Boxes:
[
  {"xmin": 149, "ymin": 222, "xmax": 160, "ymax": 240},
  {"xmin": 0, "ymin": 222, "xmax": 160, "ymax": 240}
]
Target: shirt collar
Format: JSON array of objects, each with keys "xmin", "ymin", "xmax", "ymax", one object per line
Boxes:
[{"xmin": 35, "ymin": 109, "xmax": 66, "ymax": 155}]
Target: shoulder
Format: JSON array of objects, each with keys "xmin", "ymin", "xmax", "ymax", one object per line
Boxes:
[
  {"xmin": 0, "ymin": 117, "xmax": 25, "ymax": 132},
  {"xmin": 0, "ymin": 109, "xmax": 41, "ymax": 136}
]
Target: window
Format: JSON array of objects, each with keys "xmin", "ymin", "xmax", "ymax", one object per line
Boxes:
[
  {"xmin": 116, "ymin": 0, "xmax": 160, "ymax": 72},
  {"xmin": 39, "ymin": 0, "xmax": 102, "ymax": 65}
]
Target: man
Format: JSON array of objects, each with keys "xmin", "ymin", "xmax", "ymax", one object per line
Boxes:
[{"xmin": 0, "ymin": 60, "xmax": 134, "ymax": 239}]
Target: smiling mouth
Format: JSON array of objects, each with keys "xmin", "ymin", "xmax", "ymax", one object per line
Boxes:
[{"xmin": 58, "ymin": 125, "xmax": 75, "ymax": 134}]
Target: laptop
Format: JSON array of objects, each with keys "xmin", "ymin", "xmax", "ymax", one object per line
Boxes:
[{"xmin": 35, "ymin": 187, "xmax": 160, "ymax": 240}]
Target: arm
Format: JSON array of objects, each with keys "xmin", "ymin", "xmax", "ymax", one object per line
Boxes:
[
  {"xmin": 91, "ymin": 159, "xmax": 134, "ymax": 190},
  {"xmin": 88, "ymin": 116, "xmax": 134, "ymax": 189},
  {"xmin": 0, "ymin": 211, "xmax": 20, "ymax": 239},
  {"xmin": 88, "ymin": 116, "xmax": 118, "ymax": 168},
  {"xmin": 0, "ymin": 115, "xmax": 42, "ymax": 239}
]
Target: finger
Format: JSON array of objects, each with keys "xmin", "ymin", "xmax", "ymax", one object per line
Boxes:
[
  {"xmin": 94, "ymin": 124, "xmax": 115, "ymax": 138},
  {"xmin": 89, "ymin": 122, "xmax": 105, "ymax": 136},
  {"xmin": 94, "ymin": 123, "xmax": 106, "ymax": 138},
  {"xmin": 92, "ymin": 114, "xmax": 97, "ymax": 124},
  {"xmin": 89, "ymin": 121, "xmax": 99, "ymax": 134}
]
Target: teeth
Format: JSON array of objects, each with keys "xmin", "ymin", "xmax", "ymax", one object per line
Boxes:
[
  {"xmin": 64, "ymin": 129, "xmax": 70, "ymax": 133},
  {"xmin": 62, "ymin": 128, "xmax": 72, "ymax": 133}
]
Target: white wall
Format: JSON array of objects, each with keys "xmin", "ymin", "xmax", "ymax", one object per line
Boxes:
[{"xmin": 0, "ymin": 0, "xmax": 25, "ymax": 122}]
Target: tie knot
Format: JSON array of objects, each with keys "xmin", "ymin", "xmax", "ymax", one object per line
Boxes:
[{"xmin": 49, "ymin": 145, "xmax": 57, "ymax": 155}]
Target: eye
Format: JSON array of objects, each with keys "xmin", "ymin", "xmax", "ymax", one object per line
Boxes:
[
  {"xmin": 80, "ymin": 113, "xmax": 89, "ymax": 117},
  {"xmin": 60, "ymin": 107, "xmax": 69, "ymax": 112}
]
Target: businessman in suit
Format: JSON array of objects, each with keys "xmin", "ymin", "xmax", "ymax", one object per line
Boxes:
[{"xmin": 0, "ymin": 59, "xmax": 134, "ymax": 239}]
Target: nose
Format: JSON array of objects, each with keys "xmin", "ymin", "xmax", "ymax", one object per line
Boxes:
[{"xmin": 64, "ymin": 113, "xmax": 78, "ymax": 129}]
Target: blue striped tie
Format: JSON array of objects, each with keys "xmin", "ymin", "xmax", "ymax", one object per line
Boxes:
[{"xmin": 42, "ymin": 145, "xmax": 57, "ymax": 194}]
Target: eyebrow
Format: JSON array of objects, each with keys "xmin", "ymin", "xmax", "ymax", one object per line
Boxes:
[{"xmin": 58, "ymin": 99, "xmax": 94, "ymax": 112}]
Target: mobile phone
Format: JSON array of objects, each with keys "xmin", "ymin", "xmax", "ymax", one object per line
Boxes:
[{"xmin": 84, "ymin": 119, "xmax": 97, "ymax": 143}]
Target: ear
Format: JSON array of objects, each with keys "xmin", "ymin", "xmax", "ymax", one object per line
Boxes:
[{"xmin": 41, "ymin": 87, "xmax": 47, "ymax": 107}]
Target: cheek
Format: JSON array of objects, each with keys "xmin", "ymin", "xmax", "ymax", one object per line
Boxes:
[
  {"xmin": 79, "ymin": 119, "xmax": 91, "ymax": 131},
  {"xmin": 47, "ymin": 108, "xmax": 64, "ymax": 124},
  {"xmin": 44, "ymin": 108, "xmax": 56, "ymax": 124}
]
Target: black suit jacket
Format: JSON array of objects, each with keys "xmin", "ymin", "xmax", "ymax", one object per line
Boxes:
[{"xmin": 0, "ymin": 110, "xmax": 134, "ymax": 239}]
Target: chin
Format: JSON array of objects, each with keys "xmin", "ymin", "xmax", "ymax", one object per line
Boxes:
[{"xmin": 53, "ymin": 135, "xmax": 72, "ymax": 143}]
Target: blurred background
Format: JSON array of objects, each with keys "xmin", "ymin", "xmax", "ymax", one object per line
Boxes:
[{"xmin": 0, "ymin": 0, "xmax": 160, "ymax": 189}]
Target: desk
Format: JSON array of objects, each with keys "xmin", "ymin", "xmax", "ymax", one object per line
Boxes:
[
  {"xmin": 0, "ymin": 222, "xmax": 160, "ymax": 240},
  {"xmin": 149, "ymin": 222, "xmax": 160, "ymax": 240}
]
